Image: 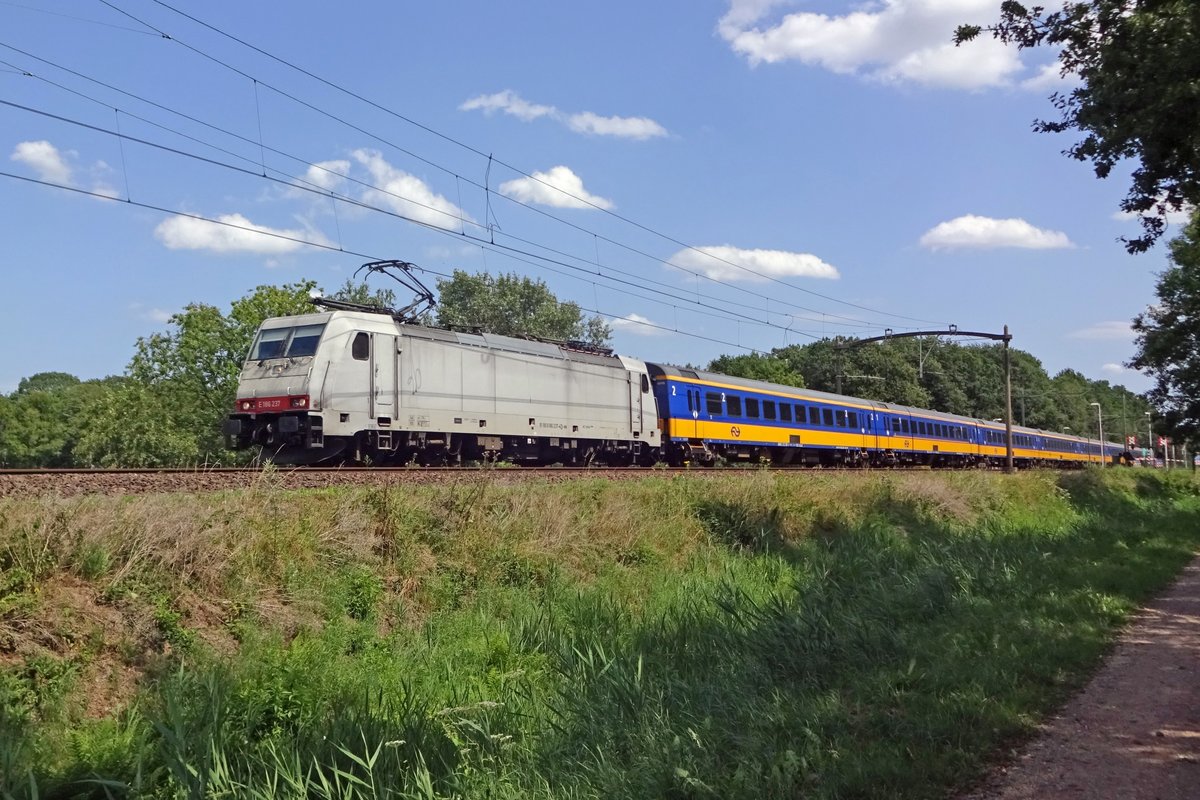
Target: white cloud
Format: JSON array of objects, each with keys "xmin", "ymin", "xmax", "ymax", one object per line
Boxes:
[
  {"xmin": 498, "ymin": 166, "xmax": 614, "ymax": 210},
  {"xmin": 668, "ymin": 245, "xmax": 840, "ymax": 282},
  {"xmin": 717, "ymin": 0, "xmax": 1026, "ymax": 89},
  {"xmin": 566, "ymin": 112, "xmax": 668, "ymax": 140},
  {"xmin": 460, "ymin": 90, "xmax": 556, "ymax": 121},
  {"xmin": 919, "ymin": 215, "xmax": 1073, "ymax": 250},
  {"xmin": 1069, "ymin": 321, "xmax": 1134, "ymax": 341},
  {"xmin": 351, "ymin": 149, "xmax": 472, "ymax": 230},
  {"xmin": 1101, "ymin": 362, "xmax": 1127, "ymax": 374},
  {"xmin": 609, "ymin": 313, "xmax": 670, "ymax": 335},
  {"xmin": 461, "ymin": 89, "xmax": 668, "ymax": 139},
  {"xmin": 11, "ymin": 140, "xmax": 74, "ymax": 185},
  {"xmin": 154, "ymin": 213, "xmax": 332, "ymax": 254},
  {"xmin": 303, "ymin": 159, "xmax": 351, "ymax": 191}
]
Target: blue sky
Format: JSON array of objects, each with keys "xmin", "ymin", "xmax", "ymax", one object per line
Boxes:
[{"xmin": 1, "ymin": 0, "xmax": 1180, "ymax": 396}]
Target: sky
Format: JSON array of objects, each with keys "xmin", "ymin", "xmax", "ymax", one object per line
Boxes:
[{"xmin": 0, "ymin": 0, "xmax": 1183, "ymax": 397}]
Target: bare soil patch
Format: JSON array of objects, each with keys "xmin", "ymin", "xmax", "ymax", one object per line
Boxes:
[{"xmin": 963, "ymin": 554, "xmax": 1200, "ymax": 799}]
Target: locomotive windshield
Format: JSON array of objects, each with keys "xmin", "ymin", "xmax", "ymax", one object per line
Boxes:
[{"xmin": 249, "ymin": 323, "xmax": 327, "ymax": 361}]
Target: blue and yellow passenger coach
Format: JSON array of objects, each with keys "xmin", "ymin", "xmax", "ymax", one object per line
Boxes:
[{"xmin": 648, "ymin": 364, "xmax": 1124, "ymax": 468}]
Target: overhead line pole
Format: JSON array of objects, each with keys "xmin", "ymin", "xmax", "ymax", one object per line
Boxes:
[{"xmin": 836, "ymin": 325, "xmax": 1016, "ymax": 474}]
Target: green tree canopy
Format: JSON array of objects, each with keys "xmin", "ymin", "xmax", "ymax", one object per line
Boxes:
[
  {"xmin": 706, "ymin": 353, "xmax": 805, "ymax": 388},
  {"xmin": 327, "ymin": 278, "xmax": 397, "ymax": 310},
  {"xmin": 434, "ymin": 270, "xmax": 611, "ymax": 346},
  {"xmin": 0, "ymin": 375, "xmax": 121, "ymax": 467},
  {"xmin": 956, "ymin": 1, "xmax": 1200, "ymax": 253},
  {"xmin": 1131, "ymin": 210, "xmax": 1200, "ymax": 446}
]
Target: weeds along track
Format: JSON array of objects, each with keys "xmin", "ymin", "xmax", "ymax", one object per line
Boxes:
[{"xmin": 0, "ymin": 464, "xmax": 980, "ymax": 497}]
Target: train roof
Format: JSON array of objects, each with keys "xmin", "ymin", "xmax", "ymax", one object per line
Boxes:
[{"xmin": 260, "ymin": 310, "xmax": 627, "ymax": 370}]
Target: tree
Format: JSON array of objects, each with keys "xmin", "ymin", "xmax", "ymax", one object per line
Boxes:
[
  {"xmin": 707, "ymin": 353, "xmax": 804, "ymax": 387},
  {"xmin": 956, "ymin": 1, "xmax": 1200, "ymax": 253},
  {"xmin": 434, "ymin": 270, "xmax": 611, "ymax": 346},
  {"xmin": 0, "ymin": 374, "xmax": 122, "ymax": 467},
  {"xmin": 73, "ymin": 380, "xmax": 203, "ymax": 467},
  {"xmin": 328, "ymin": 278, "xmax": 397, "ymax": 310},
  {"xmin": 1130, "ymin": 210, "xmax": 1200, "ymax": 446}
]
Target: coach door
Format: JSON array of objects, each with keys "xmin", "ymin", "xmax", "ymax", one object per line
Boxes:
[{"xmin": 371, "ymin": 333, "xmax": 397, "ymax": 420}]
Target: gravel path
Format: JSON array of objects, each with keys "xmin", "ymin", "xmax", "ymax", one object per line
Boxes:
[{"xmin": 964, "ymin": 555, "xmax": 1200, "ymax": 799}]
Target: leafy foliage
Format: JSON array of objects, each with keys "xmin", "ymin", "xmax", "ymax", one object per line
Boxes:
[
  {"xmin": 1131, "ymin": 209, "xmax": 1200, "ymax": 447},
  {"xmin": 706, "ymin": 353, "xmax": 804, "ymax": 387},
  {"xmin": 956, "ymin": 1, "xmax": 1200, "ymax": 253},
  {"xmin": 0, "ymin": 375, "xmax": 120, "ymax": 467},
  {"xmin": 434, "ymin": 270, "xmax": 611, "ymax": 345}
]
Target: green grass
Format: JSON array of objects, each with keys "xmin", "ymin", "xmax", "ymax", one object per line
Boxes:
[{"xmin": 1, "ymin": 469, "xmax": 1198, "ymax": 799}]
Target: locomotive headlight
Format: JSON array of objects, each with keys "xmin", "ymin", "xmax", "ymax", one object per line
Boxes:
[
  {"xmin": 290, "ymin": 396, "xmax": 308, "ymax": 408},
  {"xmin": 241, "ymin": 400, "xmax": 252, "ymax": 411}
]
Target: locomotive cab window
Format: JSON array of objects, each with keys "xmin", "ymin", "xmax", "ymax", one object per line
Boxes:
[
  {"xmin": 250, "ymin": 327, "xmax": 289, "ymax": 360},
  {"xmin": 352, "ymin": 332, "xmax": 370, "ymax": 360},
  {"xmin": 250, "ymin": 324, "xmax": 327, "ymax": 361},
  {"xmin": 287, "ymin": 324, "xmax": 326, "ymax": 357}
]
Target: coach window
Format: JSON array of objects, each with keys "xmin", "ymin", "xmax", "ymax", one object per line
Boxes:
[
  {"xmin": 809, "ymin": 406, "xmax": 821, "ymax": 425},
  {"xmin": 780, "ymin": 403, "xmax": 792, "ymax": 422},
  {"xmin": 848, "ymin": 411, "xmax": 858, "ymax": 428},
  {"xmin": 764, "ymin": 400, "xmax": 777, "ymax": 420},
  {"xmin": 822, "ymin": 408, "xmax": 834, "ymax": 427},
  {"xmin": 706, "ymin": 392, "xmax": 723, "ymax": 415},
  {"xmin": 727, "ymin": 396, "xmax": 742, "ymax": 416},
  {"xmin": 746, "ymin": 398, "xmax": 760, "ymax": 418},
  {"xmin": 902, "ymin": 419, "xmax": 910, "ymax": 434},
  {"xmin": 352, "ymin": 332, "xmax": 370, "ymax": 360},
  {"xmin": 836, "ymin": 410, "xmax": 847, "ymax": 428}
]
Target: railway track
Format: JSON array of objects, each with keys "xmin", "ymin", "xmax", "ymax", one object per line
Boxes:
[
  {"xmin": 0, "ymin": 465, "xmax": 738, "ymax": 498},
  {"xmin": 0, "ymin": 463, "xmax": 983, "ymax": 498}
]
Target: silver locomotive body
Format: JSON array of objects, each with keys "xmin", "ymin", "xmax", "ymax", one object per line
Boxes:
[{"xmin": 225, "ymin": 310, "xmax": 659, "ymax": 465}]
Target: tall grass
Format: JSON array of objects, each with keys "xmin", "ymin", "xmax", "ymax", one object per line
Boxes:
[{"xmin": 1, "ymin": 469, "xmax": 1198, "ymax": 798}]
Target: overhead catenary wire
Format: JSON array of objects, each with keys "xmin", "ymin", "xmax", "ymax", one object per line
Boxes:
[
  {"xmin": 0, "ymin": 94, "xmax": 852, "ymax": 341},
  {"xmin": 92, "ymin": 0, "xmax": 950, "ymax": 328},
  {"xmin": 0, "ymin": 39, "xmax": 889, "ymax": 332},
  {"xmin": 0, "ymin": 168, "xmax": 767, "ymax": 355}
]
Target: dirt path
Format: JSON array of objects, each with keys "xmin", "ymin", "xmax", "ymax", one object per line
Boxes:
[{"xmin": 964, "ymin": 555, "xmax": 1200, "ymax": 799}]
